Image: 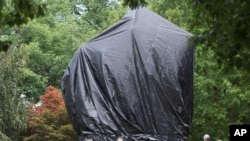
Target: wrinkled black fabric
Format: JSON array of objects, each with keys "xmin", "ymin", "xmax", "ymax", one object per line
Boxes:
[{"xmin": 61, "ymin": 7, "xmax": 194, "ymax": 141}]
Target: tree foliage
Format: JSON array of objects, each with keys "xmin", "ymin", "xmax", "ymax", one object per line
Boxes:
[
  {"xmin": 188, "ymin": 0, "xmax": 250, "ymax": 73},
  {"xmin": 1, "ymin": 0, "xmax": 249, "ymax": 140},
  {"xmin": 1, "ymin": 0, "xmax": 124, "ymax": 140},
  {"xmin": 0, "ymin": 131, "xmax": 11, "ymax": 141},
  {"xmin": 9, "ymin": 0, "xmax": 85, "ymax": 100},
  {"xmin": 0, "ymin": 0, "xmax": 46, "ymax": 27},
  {"xmin": 72, "ymin": 0, "xmax": 126, "ymax": 31},
  {"xmin": 186, "ymin": 1, "xmax": 250, "ymax": 139},
  {"xmin": 190, "ymin": 44, "xmax": 250, "ymax": 141},
  {"xmin": 0, "ymin": 0, "xmax": 46, "ymax": 51},
  {"xmin": 147, "ymin": 0, "xmax": 190, "ymax": 27},
  {"xmin": 0, "ymin": 46, "xmax": 30, "ymax": 140},
  {"xmin": 25, "ymin": 86, "xmax": 78, "ymax": 141},
  {"xmin": 122, "ymin": 0, "xmax": 147, "ymax": 9},
  {"xmin": 9, "ymin": 0, "xmax": 126, "ymax": 99}
]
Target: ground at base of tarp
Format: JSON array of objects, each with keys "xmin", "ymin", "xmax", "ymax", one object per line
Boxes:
[{"xmin": 86, "ymin": 137, "xmax": 123, "ymax": 141}]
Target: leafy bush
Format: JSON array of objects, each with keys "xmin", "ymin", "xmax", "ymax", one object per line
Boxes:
[{"xmin": 24, "ymin": 86, "xmax": 78, "ymax": 141}]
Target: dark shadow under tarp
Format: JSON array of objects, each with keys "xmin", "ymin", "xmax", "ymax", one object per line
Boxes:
[{"xmin": 61, "ymin": 7, "xmax": 194, "ymax": 141}]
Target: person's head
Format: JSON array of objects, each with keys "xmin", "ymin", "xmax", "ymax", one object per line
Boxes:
[{"xmin": 203, "ymin": 134, "xmax": 210, "ymax": 141}]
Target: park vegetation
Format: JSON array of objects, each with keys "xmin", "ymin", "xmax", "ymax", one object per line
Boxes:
[{"xmin": 0, "ymin": 0, "xmax": 249, "ymax": 141}]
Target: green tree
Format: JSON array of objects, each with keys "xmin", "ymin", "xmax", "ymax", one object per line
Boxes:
[
  {"xmin": 72, "ymin": 0, "xmax": 126, "ymax": 31},
  {"xmin": 0, "ymin": 0, "xmax": 45, "ymax": 27},
  {"xmin": 147, "ymin": 0, "xmax": 190, "ymax": 27},
  {"xmin": 190, "ymin": 45, "xmax": 250, "ymax": 141},
  {"xmin": 0, "ymin": 131, "xmax": 12, "ymax": 141},
  {"xmin": 11, "ymin": 0, "xmax": 126, "ymax": 100},
  {"xmin": 188, "ymin": 0, "xmax": 250, "ymax": 73},
  {"xmin": 0, "ymin": 46, "xmax": 30, "ymax": 140},
  {"xmin": 187, "ymin": 1, "xmax": 250, "ymax": 140},
  {"xmin": 10, "ymin": 0, "xmax": 85, "ymax": 100},
  {"xmin": 0, "ymin": 0, "xmax": 126, "ymax": 140},
  {"xmin": 0, "ymin": 0, "xmax": 46, "ymax": 51},
  {"xmin": 122, "ymin": 0, "xmax": 147, "ymax": 9}
]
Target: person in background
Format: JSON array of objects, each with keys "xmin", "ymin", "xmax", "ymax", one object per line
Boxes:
[{"xmin": 203, "ymin": 134, "xmax": 210, "ymax": 141}]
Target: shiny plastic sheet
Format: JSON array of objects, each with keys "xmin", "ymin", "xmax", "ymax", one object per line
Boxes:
[{"xmin": 61, "ymin": 7, "xmax": 194, "ymax": 141}]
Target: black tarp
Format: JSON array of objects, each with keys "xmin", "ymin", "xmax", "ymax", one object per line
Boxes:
[{"xmin": 61, "ymin": 7, "xmax": 194, "ymax": 141}]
